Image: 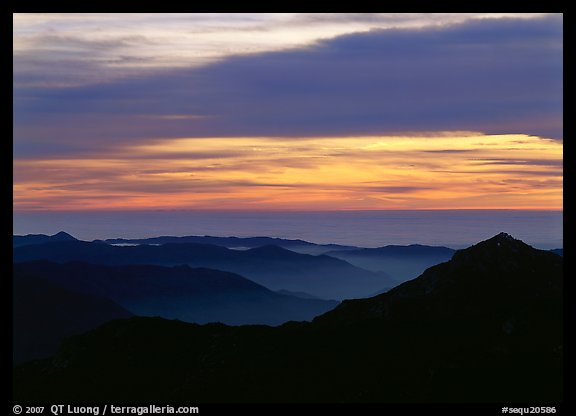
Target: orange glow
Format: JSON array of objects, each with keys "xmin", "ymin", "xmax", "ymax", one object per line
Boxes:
[{"xmin": 13, "ymin": 133, "xmax": 563, "ymax": 211}]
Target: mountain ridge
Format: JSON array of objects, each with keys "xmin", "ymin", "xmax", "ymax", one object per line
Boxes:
[
  {"xmin": 13, "ymin": 240, "xmax": 389, "ymax": 299},
  {"xmin": 13, "ymin": 233, "xmax": 563, "ymax": 403},
  {"xmin": 102, "ymin": 234, "xmax": 357, "ymax": 254},
  {"xmin": 315, "ymin": 232, "xmax": 562, "ymax": 327},
  {"xmin": 14, "ymin": 260, "xmax": 339, "ymax": 326},
  {"xmin": 325, "ymin": 242, "xmax": 456, "ymax": 282},
  {"xmin": 13, "ymin": 231, "xmax": 77, "ymax": 248},
  {"xmin": 13, "ymin": 275, "xmax": 133, "ymax": 364}
]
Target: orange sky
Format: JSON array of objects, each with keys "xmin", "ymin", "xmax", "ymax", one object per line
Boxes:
[{"xmin": 13, "ymin": 133, "xmax": 562, "ymax": 211}]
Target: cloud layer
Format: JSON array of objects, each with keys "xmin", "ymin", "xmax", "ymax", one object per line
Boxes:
[
  {"xmin": 14, "ymin": 13, "xmax": 549, "ymax": 87},
  {"xmin": 14, "ymin": 15, "xmax": 563, "ymax": 161},
  {"xmin": 14, "ymin": 134, "xmax": 562, "ymax": 211},
  {"xmin": 13, "ymin": 14, "xmax": 563, "ymax": 211}
]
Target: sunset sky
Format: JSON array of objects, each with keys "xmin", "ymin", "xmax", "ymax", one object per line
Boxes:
[{"xmin": 13, "ymin": 13, "xmax": 563, "ymax": 211}]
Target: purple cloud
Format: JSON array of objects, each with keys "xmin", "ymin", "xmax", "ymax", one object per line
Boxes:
[{"xmin": 14, "ymin": 15, "xmax": 562, "ymax": 158}]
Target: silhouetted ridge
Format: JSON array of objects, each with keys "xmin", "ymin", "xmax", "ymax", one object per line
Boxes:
[
  {"xmin": 14, "ymin": 261, "xmax": 338, "ymax": 327},
  {"xmin": 53, "ymin": 231, "xmax": 75, "ymax": 239},
  {"xmin": 324, "ymin": 243, "xmax": 455, "ymax": 283},
  {"xmin": 13, "ymin": 276, "xmax": 132, "ymax": 364},
  {"xmin": 450, "ymin": 232, "xmax": 532, "ymax": 263},
  {"xmin": 345, "ymin": 244, "xmax": 454, "ymax": 256},
  {"xmin": 550, "ymin": 248, "xmax": 563, "ymax": 257},
  {"xmin": 245, "ymin": 244, "xmax": 302, "ymax": 257},
  {"xmin": 102, "ymin": 235, "xmax": 357, "ymax": 254},
  {"xmin": 314, "ymin": 232, "xmax": 562, "ymax": 327},
  {"xmin": 14, "ymin": 240, "xmax": 389, "ymax": 299},
  {"xmin": 14, "ymin": 233, "xmax": 562, "ymax": 403},
  {"xmin": 13, "ymin": 231, "xmax": 78, "ymax": 248}
]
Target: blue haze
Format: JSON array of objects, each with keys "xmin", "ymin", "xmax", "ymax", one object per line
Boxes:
[{"xmin": 13, "ymin": 210, "xmax": 562, "ymax": 250}]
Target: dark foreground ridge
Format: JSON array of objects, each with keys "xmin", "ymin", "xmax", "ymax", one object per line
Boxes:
[
  {"xmin": 13, "ymin": 276, "xmax": 133, "ymax": 364},
  {"xmin": 13, "ymin": 233, "xmax": 562, "ymax": 403}
]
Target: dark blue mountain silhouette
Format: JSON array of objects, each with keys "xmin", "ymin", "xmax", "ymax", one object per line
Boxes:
[
  {"xmin": 13, "ymin": 231, "xmax": 77, "ymax": 248},
  {"xmin": 315, "ymin": 233, "xmax": 562, "ymax": 328},
  {"xmin": 13, "ymin": 275, "xmax": 132, "ymax": 364},
  {"xmin": 14, "ymin": 261, "xmax": 338, "ymax": 327},
  {"xmin": 102, "ymin": 234, "xmax": 356, "ymax": 254},
  {"xmin": 13, "ymin": 233, "xmax": 562, "ymax": 403},
  {"xmin": 325, "ymin": 243, "xmax": 455, "ymax": 282},
  {"xmin": 13, "ymin": 241, "xmax": 390, "ymax": 299}
]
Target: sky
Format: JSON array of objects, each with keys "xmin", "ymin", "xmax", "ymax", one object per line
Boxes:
[{"xmin": 13, "ymin": 13, "xmax": 563, "ymax": 211}]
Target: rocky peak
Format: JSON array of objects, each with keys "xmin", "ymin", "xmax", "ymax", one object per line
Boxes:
[
  {"xmin": 52, "ymin": 231, "xmax": 77, "ymax": 240},
  {"xmin": 314, "ymin": 233, "xmax": 562, "ymax": 327},
  {"xmin": 449, "ymin": 232, "xmax": 535, "ymax": 267}
]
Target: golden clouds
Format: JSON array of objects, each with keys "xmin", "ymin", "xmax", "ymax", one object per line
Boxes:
[{"xmin": 13, "ymin": 134, "xmax": 562, "ymax": 211}]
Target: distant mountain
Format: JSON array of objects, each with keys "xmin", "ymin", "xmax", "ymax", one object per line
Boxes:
[
  {"xmin": 325, "ymin": 244, "xmax": 455, "ymax": 282},
  {"xmin": 102, "ymin": 235, "xmax": 356, "ymax": 255},
  {"xmin": 550, "ymin": 248, "xmax": 563, "ymax": 257},
  {"xmin": 13, "ymin": 233, "xmax": 562, "ymax": 403},
  {"xmin": 13, "ymin": 231, "xmax": 77, "ymax": 248},
  {"xmin": 13, "ymin": 241, "xmax": 390, "ymax": 299},
  {"xmin": 14, "ymin": 261, "xmax": 339, "ymax": 327},
  {"xmin": 13, "ymin": 275, "xmax": 132, "ymax": 365}
]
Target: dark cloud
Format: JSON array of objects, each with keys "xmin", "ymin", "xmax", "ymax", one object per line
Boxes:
[{"xmin": 13, "ymin": 16, "xmax": 562, "ymax": 158}]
